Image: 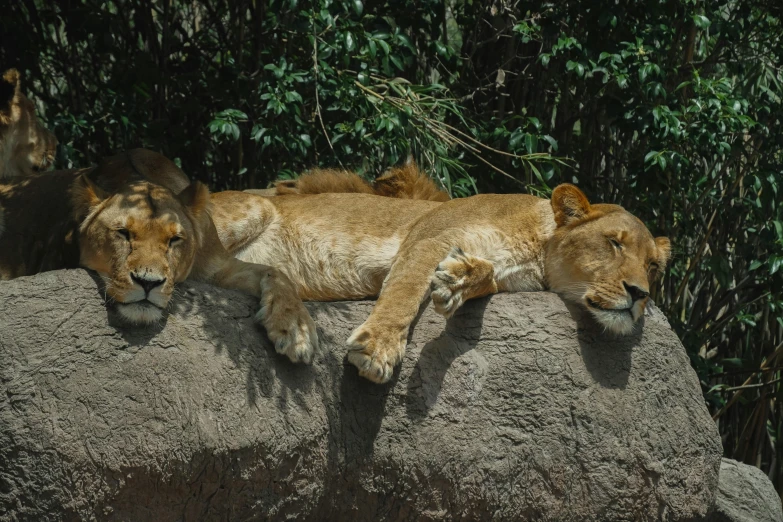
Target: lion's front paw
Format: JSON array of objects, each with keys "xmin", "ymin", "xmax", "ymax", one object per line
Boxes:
[
  {"xmin": 430, "ymin": 248, "xmax": 472, "ymax": 318},
  {"xmin": 257, "ymin": 300, "xmax": 319, "ymax": 364},
  {"xmin": 346, "ymin": 322, "xmax": 406, "ymax": 384}
]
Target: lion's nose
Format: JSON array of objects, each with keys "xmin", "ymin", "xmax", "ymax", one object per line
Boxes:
[
  {"xmin": 131, "ymin": 274, "xmax": 166, "ymax": 295},
  {"xmin": 623, "ymin": 281, "xmax": 649, "ymax": 302}
]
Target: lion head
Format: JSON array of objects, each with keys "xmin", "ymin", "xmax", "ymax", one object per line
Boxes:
[
  {"xmin": 545, "ymin": 184, "xmax": 671, "ymax": 334},
  {"xmin": 71, "ymin": 171, "xmax": 210, "ymax": 324},
  {"xmin": 0, "ymin": 69, "xmax": 57, "ymax": 178}
]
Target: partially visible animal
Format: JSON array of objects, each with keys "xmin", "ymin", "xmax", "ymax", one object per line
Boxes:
[
  {"xmin": 209, "ymin": 184, "xmax": 670, "ymax": 383},
  {"xmin": 0, "ymin": 68, "xmax": 57, "ymax": 179},
  {"xmin": 0, "ymin": 68, "xmax": 58, "ymax": 236},
  {"xmin": 249, "ymin": 160, "xmax": 450, "ymax": 202},
  {"xmin": 0, "ymin": 149, "xmax": 317, "ymax": 364}
]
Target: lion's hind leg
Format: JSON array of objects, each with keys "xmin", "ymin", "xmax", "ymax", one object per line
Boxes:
[{"xmin": 430, "ymin": 247, "xmax": 498, "ymax": 318}]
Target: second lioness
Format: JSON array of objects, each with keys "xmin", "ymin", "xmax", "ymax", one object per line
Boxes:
[{"xmin": 211, "ymin": 185, "xmax": 670, "ymax": 384}]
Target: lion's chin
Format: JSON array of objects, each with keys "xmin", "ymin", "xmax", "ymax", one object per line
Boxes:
[
  {"xmin": 589, "ymin": 309, "xmax": 637, "ymax": 335},
  {"xmin": 115, "ymin": 301, "xmax": 164, "ymax": 324}
]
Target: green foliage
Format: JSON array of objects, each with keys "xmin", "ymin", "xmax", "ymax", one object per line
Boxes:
[{"xmin": 3, "ymin": 0, "xmax": 783, "ymax": 492}]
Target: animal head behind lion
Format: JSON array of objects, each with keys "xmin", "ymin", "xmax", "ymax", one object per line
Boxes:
[
  {"xmin": 0, "ymin": 69, "xmax": 57, "ymax": 179},
  {"xmin": 545, "ymin": 184, "xmax": 671, "ymax": 334}
]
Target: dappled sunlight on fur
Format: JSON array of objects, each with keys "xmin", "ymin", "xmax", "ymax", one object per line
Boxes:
[{"xmin": 0, "ymin": 149, "xmax": 319, "ymax": 365}]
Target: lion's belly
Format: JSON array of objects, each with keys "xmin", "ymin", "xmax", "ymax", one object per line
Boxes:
[{"xmin": 235, "ymin": 223, "xmax": 401, "ymax": 301}]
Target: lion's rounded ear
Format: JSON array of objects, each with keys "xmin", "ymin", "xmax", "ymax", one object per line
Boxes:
[
  {"xmin": 70, "ymin": 173, "xmax": 109, "ymax": 219},
  {"xmin": 0, "ymin": 69, "xmax": 20, "ymax": 125},
  {"xmin": 655, "ymin": 236, "xmax": 671, "ymax": 264},
  {"xmin": 551, "ymin": 183, "xmax": 591, "ymax": 227},
  {"xmin": 178, "ymin": 181, "xmax": 210, "ymax": 218}
]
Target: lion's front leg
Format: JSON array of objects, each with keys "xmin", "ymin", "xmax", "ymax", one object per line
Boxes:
[
  {"xmin": 347, "ymin": 238, "xmax": 449, "ymax": 383},
  {"xmin": 210, "ymin": 258, "xmax": 319, "ymax": 364},
  {"xmin": 256, "ymin": 266, "xmax": 318, "ymax": 363},
  {"xmin": 430, "ymin": 247, "xmax": 498, "ymax": 318}
]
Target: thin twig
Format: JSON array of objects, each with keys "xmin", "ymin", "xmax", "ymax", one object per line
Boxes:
[
  {"xmin": 312, "ymin": 20, "xmax": 343, "ymax": 168},
  {"xmin": 714, "ymin": 340, "xmax": 783, "ymax": 420}
]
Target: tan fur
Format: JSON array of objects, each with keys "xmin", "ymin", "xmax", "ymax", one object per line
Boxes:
[
  {"xmin": 275, "ymin": 169, "xmax": 375, "ymax": 196},
  {"xmin": 0, "ymin": 149, "xmax": 318, "ymax": 364},
  {"xmin": 0, "ymin": 69, "xmax": 58, "ymax": 236},
  {"xmin": 210, "ymin": 184, "xmax": 670, "ymax": 383},
  {"xmin": 373, "ymin": 163, "xmax": 450, "ymax": 201},
  {"xmin": 269, "ymin": 161, "xmax": 449, "ymax": 201},
  {"xmin": 0, "ymin": 69, "xmax": 57, "ymax": 179}
]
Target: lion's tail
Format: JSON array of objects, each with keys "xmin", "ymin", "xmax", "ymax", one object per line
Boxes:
[
  {"xmin": 274, "ymin": 169, "xmax": 375, "ymax": 196},
  {"xmin": 273, "ymin": 160, "xmax": 449, "ymax": 201},
  {"xmin": 373, "ymin": 161, "xmax": 450, "ymax": 202}
]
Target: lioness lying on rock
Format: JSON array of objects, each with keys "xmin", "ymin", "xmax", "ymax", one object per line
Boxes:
[
  {"xmin": 0, "ymin": 149, "xmax": 318, "ymax": 363},
  {"xmin": 210, "ymin": 179, "xmax": 671, "ymax": 383}
]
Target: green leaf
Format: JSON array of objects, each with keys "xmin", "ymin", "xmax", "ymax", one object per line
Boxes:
[
  {"xmin": 749, "ymin": 260, "xmax": 763, "ymax": 271},
  {"xmin": 397, "ymin": 34, "xmax": 416, "ymax": 53},
  {"xmin": 345, "ymin": 32, "xmax": 355, "ymax": 52},
  {"xmin": 542, "ymin": 135, "xmax": 558, "ymax": 151},
  {"xmin": 352, "ymin": 0, "xmax": 363, "ymax": 16},
  {"xmin": 774, "ymin": 220, "xmax": 783, "ymax": 240},
  {"xmin": 284, "ymin": 91, "xmax": 303, "ymax": 103},
  {"xmin": 693, "ymin": 14, "xmax": 711, "ymax": 29},
  {"xmin": 771, "ymin": 256, "xmax": 782, "ymax": 275},
  {"xmin": 524, "ymin": 134, "xmax": 538, "ymax": 154},
  {"xmin": 389, "ymin": 54, "xmax": 404, "ymax": 71},
  {"xmin": 300, "ymin": 134, "xmax": 312, "ymax": 147}
]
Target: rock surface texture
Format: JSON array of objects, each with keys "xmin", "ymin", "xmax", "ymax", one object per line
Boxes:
[
  {"xmin": 709, "ymin": 458, "xmax": 782, "ymax": 522},
  {"xmin": 0, "ymin": 269, "xmax": 722, "ymax": 521}
]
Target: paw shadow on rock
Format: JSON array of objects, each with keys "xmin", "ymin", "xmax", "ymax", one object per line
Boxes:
[
  {"xmin": 404, "ymin": 296, "xmax": 489, "ymax": 422},
  {"xmin": 171, "ymin": 282, "xmax": 317, "ymax": 410},
  {"xmin": 561, "ymin": 299, "xmax": 640, "ymax": 390}
]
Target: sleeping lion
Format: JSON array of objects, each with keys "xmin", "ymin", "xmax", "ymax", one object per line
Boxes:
[
  {"xmin": 210, "ymin": 177, "xmax": 671, "ymax": 384},
  {"xmin": 0, "ymin": 149, "xmax": 318, "ymax": 364}
]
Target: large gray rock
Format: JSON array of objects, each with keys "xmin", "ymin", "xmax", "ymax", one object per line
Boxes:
[
  {"xmin": 0, "ymin": 269, "xmax": 721, "ymax": 521},
  {"xmin": 710, "ymin": 458, "xmax": 782, "ymax": 522}
]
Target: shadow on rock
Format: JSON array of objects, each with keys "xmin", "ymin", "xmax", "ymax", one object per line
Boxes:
[
  {"xmin": 562, "ymin": 298, "xmax": 639, "ymax": 390},
  {"xmin": 404, "ymin": 297, "xmax": 488, "ymax": 421},
  {"xmin": 168, "ymin": 282, "xmax": 317, "ymax": 410}
]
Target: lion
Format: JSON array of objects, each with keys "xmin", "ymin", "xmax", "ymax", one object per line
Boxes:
[
  {"xmin": 0, "ymin": 149, "xmax": 318, "ymax": 363},
  {"xmin": 0, "ymin": 68, "xmax": 58, "ymax": 236},
  {"xmin": 209, "ymin": 184, "xmax": 671, "ymax": 383},
  {"xmin": 247, "ymin": 160, "xmax": 450, "ymax": 202},
  {"xmin": 0, "ymin": 68, "xmax": 57, "ymax": 179}
]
